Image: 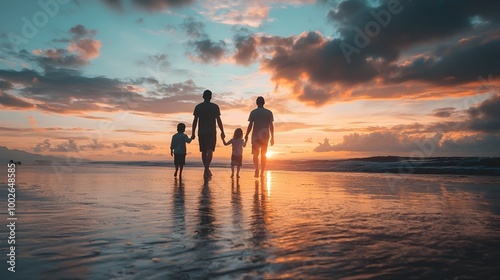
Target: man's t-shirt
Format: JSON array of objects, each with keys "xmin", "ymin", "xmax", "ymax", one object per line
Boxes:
[
  {"xmin": 248, "ymin": 107, "xmax": 274, "ymax": 140},
  {"xmin": 193, "ymin": 101, "xmax": 221, "ymax": 135}
]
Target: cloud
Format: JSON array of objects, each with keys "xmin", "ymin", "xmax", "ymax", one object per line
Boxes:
[
  {"xmin": 0, "ymin": 66, "xmax": 248, "ymax": 115},
  {"xmin": 29, "ymin": 116, "xmax": 37, "ymax": 129},
  {"xmin": 138, "ymin": 53, "xmax": 170, "ymax": 77},
  {"xmin": 432, "ymin": 107, "xmax": 456, "ymax": 118},
  {"xmin": 101, "ymin": 0, "xmax": 123, "ymax": 11},
  {"xmin": 233, "ymin": 31, "xmax": 259, "ymax": 66},
  {"xmin": 227, "ymin": 0, "xmax": 500, "ymax": 106},
  {"xmin": 33, "ymin": 138, "xmax": 157, "ymax": 153},
  {"xmin": 313, "ymin": 129, "xmax": 500, "ymax": 157},
  {"xmin": 313, "ymin": 132, "xmax": 432, "ymax": 153},
  {"xmin": 0, "ymin": 90, "xmax": 35, "ymax": 109},
  {"xmin": 180, "ymin": 17, "xmax": 228, "ymax": 64},
  {"xmin": 132, "ymin": 0, "xmax": 194, "ymax": 10},
  {"xmin": 468, "ymin": 94, "xmax": 500, "ymax": 132},
  {"xmin": 389, "ymin": 37, "xmax": 500, "ymax": 85},
  {"xmin": 113, "ymin": 141, "xmax": 156, "ymax": 150},
  {"xmin": 0, "ymin": 80, "xmax": 13, "ymax": 90},
  {"xmin": 34, "ymin": 139, "xmax": 79, "ymax": 153},
  {"xmin": 187, "ymin": 39, "xmax": 227, "ymax": 64},
  {"xmin": 80, "ymin": 139, "xmax": 111, "ymax": 151},
  {"xmin": 199, "ymin": 0, "xmax": 270, "ymax": 27},
  {"xmin": 181, "ymin": 17, "xmax": 205, "ymax": 39},
  {"xmin": 32, "ymin": 25, "xmax": 101, "ymax": 69},
  {"xmin": 439, "ymin": 134, "xmax": 500, "ymax": 156}
]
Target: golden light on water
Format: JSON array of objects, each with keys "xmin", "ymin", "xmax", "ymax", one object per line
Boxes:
[{"xmin": 267, "ymin": 171, "xmax": 271, "ymax": 197}]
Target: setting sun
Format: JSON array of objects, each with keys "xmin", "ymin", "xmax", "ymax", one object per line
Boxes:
[{"xmin": 266, "ymin": 150, "xmax": 274, "ymax": 158}]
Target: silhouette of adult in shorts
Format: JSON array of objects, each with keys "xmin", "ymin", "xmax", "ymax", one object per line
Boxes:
[
  {"xmin": 245, "ymin": 96, "xmax": 274, "ymax": 178},
  {"xmin": 191, "ymin": 90, "xmax": 225, "ymax": 177}
]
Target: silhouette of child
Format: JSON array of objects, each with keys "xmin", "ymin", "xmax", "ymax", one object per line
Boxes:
[
  {"xmin": 170, "ymin": 123, "xmax": 192, "ymax": 178},
  {"xmin": 222, "ymin": 128, "xmax": 247, "ymax": 178}
]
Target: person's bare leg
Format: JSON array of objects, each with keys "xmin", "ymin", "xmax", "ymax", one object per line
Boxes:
[
  {"xmin": 201, "ymin": 151, "xmax": 207, "ymax": 166},
  {"xmin": 260, "ymin": 147, "xmax": 267, "ymax": 177},
  {"xmin": 206, "ymin": 150, "xmax": 213, "ymax": 175},
  {"xmin": 202, "ymin": 150, "xmax": 213, "ymax": 177},
  {"xmin": 174, "ymin": 164, "xmax": 179, "ymax": 177},
  {"xmin": 253, "ymin": 153, "xmax": 259, "ymax": 178},
  {"xmin": 179, "ymin": 165, "xmax": 183, "ymax": 178},
  {"xmin": 237, "ymin": 166, "xmax": 241, "ymax": 178},
  {"xmin": 231, "ymin": 165, "xmax": 234, "ymax": 178}
]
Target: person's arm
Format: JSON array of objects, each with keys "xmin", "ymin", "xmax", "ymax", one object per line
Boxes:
[
  {"xmin": 245, "ymin": 121, "xmax": 253, "ymax": 143},
  {"xmin": 191, "ymin": 116, "xmax": 198, "ymax": 140},
  {"xmin": 243, "ymin": 138, "xmax": 247, "ymax": 147},
  {"xmin": 170, "ymin": 136, "xmax": 174, "ymax": 156},
  {"xmin": 186, "ymin": 134, "xmax": 192, "ymax": 144},
  {"xmin": 216, "ymin": 116, "xmax": 225, "ymax": 139},
  {"xmin": 222, "ymin": 138, "xmax": 230, "ymax": 146},
  {"xmin": 270, "ymin": 122, "xmax": 274, "ymax": 146}
]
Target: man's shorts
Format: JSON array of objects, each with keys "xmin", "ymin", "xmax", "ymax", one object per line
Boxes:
[
  {"xmin": 174, "ymin": 154, "xmax": 186, "ymax": 166},
  {"xmin": 198, "ymin": 132, "xmax": 216, "ymax": 152},
  {"xmin": 231, "ymin": 155, "xmax": 243, "ymax": 166},
  {"xmin": 251, "ymin": 138, "xmax": 269, "ymax": 155}
]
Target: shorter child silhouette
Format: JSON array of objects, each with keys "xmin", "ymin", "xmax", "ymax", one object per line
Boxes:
[
  {"xmin": 222, "ymin": 128, "xmax": 247, "ymax": 178},
  {"xmin": 170, "ymin": 123, "xmax": 192, "ymax": 178}
]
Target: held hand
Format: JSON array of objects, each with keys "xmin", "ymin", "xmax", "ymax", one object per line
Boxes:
[
  {"xmin": 170, "ymin": 151, "xmax": 173, "ymax": 157},
  {"xmin": 221, "ymin": 132, "xmax": 225, "ymax": 139},
  {"xmin": 270, "ymin": 137, "xmax": 274, "ymax": 146},
  {"xmin": 191, "ymin": 134, "xmax": 196, "ymax": 140}
]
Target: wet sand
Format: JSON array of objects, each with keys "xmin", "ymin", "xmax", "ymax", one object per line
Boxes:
[{"xmin": 1, "ymin": 165, "xmax": 500, "ymax": 279}]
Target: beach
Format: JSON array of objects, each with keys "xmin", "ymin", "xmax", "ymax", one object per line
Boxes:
[{"xmin": 1, "ymin": 164, "xmax": 500, "ymax": 279}]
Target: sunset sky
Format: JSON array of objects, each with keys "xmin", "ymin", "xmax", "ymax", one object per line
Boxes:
[{"xmin": 1, "ymin": 0, "xmax": 499, "ymax": 161}]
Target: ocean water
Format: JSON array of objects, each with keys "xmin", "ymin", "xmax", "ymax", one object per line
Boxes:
[
  {"xmin": 92, "ymin": 156, "xmax": 500, "ymax": 176},
  {"xmin": 1, "ymin": 164, "xmax": 499, "ymax": 279}
]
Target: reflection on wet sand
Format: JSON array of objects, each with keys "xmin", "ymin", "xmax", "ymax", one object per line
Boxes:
[
  {"xmin": 4, "ymin": 166, "xmax": 500, "ymax": 279},
  {"xmin": 231, "ymin": 179, "xmax": 242, "ymax": 230},
  {"xmin": 197, "ymin": 178, "xmax": 215, "ymax": 239},
  {"xmin": 173, "ymin": 178, "xmax": 185, "ymax": 233}
]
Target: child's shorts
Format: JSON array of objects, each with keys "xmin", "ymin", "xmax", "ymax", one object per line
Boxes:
[
  {"xmin": 231, "ymin": 155, "xmax": 242, "ymax": 167},
  {"xmin": 174, "ymin": 154, "xmax": 186, "ymax": 165}
]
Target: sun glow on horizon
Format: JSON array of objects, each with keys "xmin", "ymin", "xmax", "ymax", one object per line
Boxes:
[{"xmin": 266, "ymin": 150, "xmax": 274, "ymax": 158}]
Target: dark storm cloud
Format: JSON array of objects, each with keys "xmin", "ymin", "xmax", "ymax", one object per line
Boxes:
[
  {"xmin": 187, "ymin": 39, "xmax": 227, "ymax": 63},
  {"xmin": 330, "ymin": 0, "xmax": 500, "ymax": 60},
  {"xmin": 390, "ymin": 37, "xmax": 500, "ymax": 85},
  {"xmin": 230, "ymin": 0, "xmax": 500, "ymax": 106},
  {"xmin": 468, "ymin": 94, "xmax": 500, "ymax": 132},
  {"xmin": 0, "ymin": 80, "xmax": 13, "ymax": 90},
  {"xmin": 0, "ymin": 90, "xmax": 35, "ymax": 109}
]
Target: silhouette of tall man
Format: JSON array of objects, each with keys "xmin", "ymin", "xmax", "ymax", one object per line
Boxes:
[
  {"xmin": 245, "ymin": 96, "xmax": 274, "ymax": 178},
  {"xmin": 192, "ymin": 90, "xmax": 225, "ymax": 177}
]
